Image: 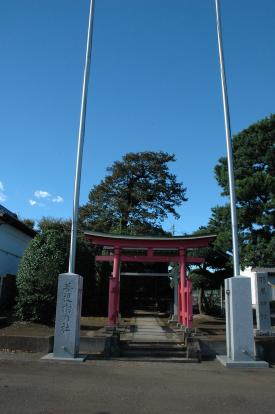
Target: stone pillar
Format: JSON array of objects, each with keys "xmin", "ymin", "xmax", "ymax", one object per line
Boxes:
[
  {"xmin": 52, "ymin": 273, "xmax": 83, "ymax": 359},
  {"xmin": 173, "ymin": 276, "xmax": 179, "ymax": 318},
  {"xmin": 179, "ymin": 249, "xmax": 186, "ymax": 326},
  {"xmin": 116, "ymin": 274, "xmax": 121, "ymax": 321},
  {"xmin": 107, "ymin": 248, "xmax": 121, "ymax": 328},
  {"xmin": 178, "ymin": 281, "xmax": 182, "ymax": 325},
  {"xmin": 170, "ymin": 275, "xmax": 179, "ymax": 322},
  {"xmin": 186, "ymin": 278, "xmax": 193, "ymax": 329},
  {"xmin": 255, "ymin": 272, "xmax": 271, "ymax": 334},
  {"xmin": 217, "ymin": 276, "xmax": 268, "ymax": 367}
]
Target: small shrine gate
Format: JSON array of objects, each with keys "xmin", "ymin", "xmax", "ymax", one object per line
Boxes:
[{"xmin": 85, "ymin": 232, "xmax": 215, "ymax": 329}]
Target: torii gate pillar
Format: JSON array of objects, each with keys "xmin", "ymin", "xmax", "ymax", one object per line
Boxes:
[
  {"xmin": 107, "ymin": 248, "xmax": 121, "ymax": 329},
  {"xmin": 179, "ymin": 249, "xmax": 193, "ymax": 329}
]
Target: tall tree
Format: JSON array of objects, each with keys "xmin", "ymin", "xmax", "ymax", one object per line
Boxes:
[
  {"xmin": 80, "ymin": 151, "xmax": 187, "ymax": 235},
  {"xmin": 210, "ymin": 115, "xmax": 275, "ymax": 267}
]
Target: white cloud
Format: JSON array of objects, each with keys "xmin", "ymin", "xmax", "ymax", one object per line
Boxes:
[
  {"xmin": 34, "ymin": 190, "xmax": 51, "ymax": 199},
  {"xmin": 30, "ymin": 190, "xmax": 64, "ymax": 206},
  {"xmin": 52, "ymin": 195, "xmax": 64, "ymax": 203},
  {"xmin": 29, "ymin": 199, "xmax": 44, "ymax": 207},
  {"xmin": 0, "ymin": 181, "xmax": 7, "ymax": 202}
]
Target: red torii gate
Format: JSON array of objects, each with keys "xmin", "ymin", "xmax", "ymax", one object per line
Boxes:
[{"xmin": 85, "ymin": 231, "xmax": 215, "ymax": 329}]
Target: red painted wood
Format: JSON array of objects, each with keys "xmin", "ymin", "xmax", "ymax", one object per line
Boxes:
[
  {"xmin": 96, "ymin": 255, "xmax": 205, "ymax": 264},
  {"xmin": 107, "ymin": 249, "xmax": 121, "ymax": 327},
  {"xmin": 179, "ymin": 250, "xmax": 186, "ymax": 326}
]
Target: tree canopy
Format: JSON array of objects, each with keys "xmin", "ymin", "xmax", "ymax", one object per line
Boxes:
[
  {"xmin": 80, "ymin": 151, "xmax": 187, "ymax": 235},
  {"xmin": 204, "ymin": 115, "xmax": 275, "ymax": 267}
]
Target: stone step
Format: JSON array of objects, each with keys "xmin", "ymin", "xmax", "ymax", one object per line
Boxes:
[
  {"xmin": 121, "ymin": 341, "xmax": 187, "ymax": 358},
  {"xmin": 124, "ymin": 342, "xmax": 185, "ymax": 349},
  {"xmin": 122, "ymin": 350, "xmax": 187, "ymax": 358},
  {"xmin": 113, "ymin": 355, "xmax": 198, "ymax": 363},
  {"xmin": 122, "ymin": 340, "xmax": 184, "ymax": 345}
]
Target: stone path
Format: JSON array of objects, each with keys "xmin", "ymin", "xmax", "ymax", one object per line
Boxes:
[
  {"xmin": 120, "ymin": 316, "xmax": 187, "ymax": 360},
  {"xmin": 130, "ymin": 316, "xmax": 180, "ymax": 342}
]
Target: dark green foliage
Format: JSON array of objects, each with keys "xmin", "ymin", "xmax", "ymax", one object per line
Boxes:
[
  {"xmin": 16, "ymin": 230, "xmax": 68, "ymax": 323},
  {"xmin": 20, "ymin": 218, "xmax": 35, "ymax": 229},
  {"xmin": 80, "ymin": 151, "xmax": 187, "ymax": 234},
  {"xmin": 190, "ymin": 115, "xmax": 275, "ymax": 314},
  {"xmin": 188, "ymin": 234, "xmax": 232, "ymax": 314},
  {"xmin": 16, "ymin": 219, "xmax": 95, "ymax": 323},
  {"xmin": 16, "ymin": 152, "xmax": 188, "ymax": 320},
  {"xmin": 213, "ymin": 114, "xmax": 275, "ymax": 267},
  {"xmin": 79, "ymin": 152, "xmax": 185, "ymax": 314},
  {"xmin": 38, "ymin": 217, "xmax": 71, "ymax": 233}
]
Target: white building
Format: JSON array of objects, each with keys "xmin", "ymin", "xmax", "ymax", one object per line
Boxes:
[
  {"xmin": 240, "ymin": 267, "xmax": 275, "ymax": 305},
  {"xmin": 0, "ymin": 205, "xmax": 36, "ymax": 277}
]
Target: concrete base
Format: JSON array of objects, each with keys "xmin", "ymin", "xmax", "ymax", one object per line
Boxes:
[
  {"xmin": 41, "ymin": 353, "xmax": 87, "ymax": 362},
  {"xmin": 216, "ymin": 354, "xmax": 269, "ymax": 368},
  {"xmin": 199, "ymin": 338, "xmax": 226, "ymax": 359},
  {"xmin": 0, "ymin": 335, "xmax": 53, "ymax": 353}
]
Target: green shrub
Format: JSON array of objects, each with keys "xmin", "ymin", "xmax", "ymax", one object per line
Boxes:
[{"xmin": 16, "ymin": 229, "xmax": 95, "ymax": 324}]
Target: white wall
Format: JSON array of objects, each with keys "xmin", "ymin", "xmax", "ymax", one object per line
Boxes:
[{"xmin": 0, "ymin": 223, "xmax": 33, "ymax": 276}]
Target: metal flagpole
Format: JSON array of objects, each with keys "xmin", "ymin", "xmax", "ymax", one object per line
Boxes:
[
  {"xmin": 214, "ymin": 1, "xmax": 268, "ymax": 367},
  {"xmin": 68, "ymin": 0, "xmax": 95, "ymax": 274},
  {"xmin": 215, "ymin": 0, "xmax": 240, "ymax": 277}
]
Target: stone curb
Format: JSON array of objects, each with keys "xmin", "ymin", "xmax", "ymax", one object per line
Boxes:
[{"xmin": 0, "ymin": 335, "xmax": 54, "ymax": 353}]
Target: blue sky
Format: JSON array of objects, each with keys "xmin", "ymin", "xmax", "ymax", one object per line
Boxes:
[{"xmin": 0, "ymin": 0, "xmax": 274, "ymax": 234}]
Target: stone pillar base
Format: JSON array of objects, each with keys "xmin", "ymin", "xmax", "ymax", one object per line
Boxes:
[
  {"xmin": 217, "ymin": 355, "xmax": 268, "ymax": 368},
  {"xmin": 42, "ymin": 353, "xmax": 86, "ymax": 362},
  {"xmin": 217, "ymin": 276, "xmax": 269, "ymax": 368}
]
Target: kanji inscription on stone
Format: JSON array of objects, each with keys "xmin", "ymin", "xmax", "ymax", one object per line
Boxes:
[
  {"xmin": 53, "ymin": 273, "xmax": 83, "ymax": 358},
  {"xmin": 61, "ymin": 282, "xmax": 73, "ymax": 334},
  {"xmin": 255, "ymin": 273, "xmax": 271, "ymax": 332}
]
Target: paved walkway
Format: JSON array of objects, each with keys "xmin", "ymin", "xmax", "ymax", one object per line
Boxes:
[{"xmin": 122, "ymin": 316, "xmax": 182, "ymax": 343}]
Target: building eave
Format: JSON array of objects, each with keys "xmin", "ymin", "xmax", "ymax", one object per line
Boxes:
[{"xmin": 0, "ymin": 213, "xmax": 36, "ymax": 238}]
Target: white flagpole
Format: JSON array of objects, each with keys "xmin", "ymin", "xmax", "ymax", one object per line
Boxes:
[
  {"xmin": 69, "ymin": 0, "xmax": 95, "ymax": 273},
  {"xmin": 215, "ymin": 0, "xmax": 240, "ymax": 277}
]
